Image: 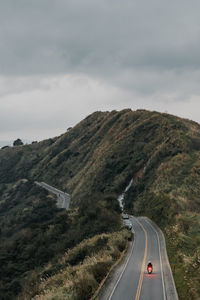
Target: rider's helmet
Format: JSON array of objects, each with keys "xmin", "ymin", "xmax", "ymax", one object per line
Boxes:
[{"xmin": 147, "ymin": 261, "xmax": 152, "ymax": 267}]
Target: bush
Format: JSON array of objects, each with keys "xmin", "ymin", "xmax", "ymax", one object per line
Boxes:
[{"xmin": 13, "ymin": 139, "xmax": 23, "ymax": 146}]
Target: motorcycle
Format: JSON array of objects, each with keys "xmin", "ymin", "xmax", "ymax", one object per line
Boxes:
[{"xmin": 147, "ymin": 262, "xmax": 153, "ymax": 274}]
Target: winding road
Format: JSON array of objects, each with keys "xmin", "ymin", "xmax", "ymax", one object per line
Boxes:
[
  {"xmin": 35, "ymin": 181, "xmax": 71, "ymax": 209},
  {"xmin": 99, "ymin": 216, "xmax": 178, "ymax": 300}
]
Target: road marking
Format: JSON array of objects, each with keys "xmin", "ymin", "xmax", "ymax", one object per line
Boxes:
[
  {"xmin": 144, "ymin": 218, "xmax": 166, "ymax": 300},
  {"xmin": 134, "ymin": 218, "xmax": 148, "ymax": 300},
  {"xmin": 108, "ymin": 221, "xmax": 135, "ymax": 300}
]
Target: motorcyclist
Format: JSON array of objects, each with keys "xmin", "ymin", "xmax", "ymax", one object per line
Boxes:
[{"xmin": 147, "ymin": 261, "xmax": 153, "ymax": 273}]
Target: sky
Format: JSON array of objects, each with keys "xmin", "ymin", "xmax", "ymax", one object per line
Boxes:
[{"xmin": 0, "ymin": 0, "xmax": 200, "ymax": 143}]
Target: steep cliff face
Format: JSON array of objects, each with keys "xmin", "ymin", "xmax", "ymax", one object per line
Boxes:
[{"xmin": 0, "ymin": 109, "xmax": 199, "ymax": 299}]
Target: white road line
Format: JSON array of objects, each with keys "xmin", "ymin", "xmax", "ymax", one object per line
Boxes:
[
  {"xmin": 108, "ymin": 219, "xmax": 135, "ymax": 300},
  {"xmin": 144, "ymin": 218, "xmax": 166, "ymax": 300}
]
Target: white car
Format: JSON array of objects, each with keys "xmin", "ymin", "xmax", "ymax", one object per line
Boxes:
[
  {"xmin": 122, "ymin": 213, "xmax": 129, "ymax": 219},
  {"xmin": 124, "ymin": 219, "xmax": 132, "ymax": 230}
]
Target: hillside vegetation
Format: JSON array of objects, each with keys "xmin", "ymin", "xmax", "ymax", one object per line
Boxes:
[
  {"xmin": 22, "ymin": 230, "xmax": 131, "ymax": 300},
  {"xmin": 0, "ymin": 109, "xmax": 200, "ymax": 299}
]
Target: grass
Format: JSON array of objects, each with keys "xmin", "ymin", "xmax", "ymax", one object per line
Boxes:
[
  {"xmin": 20, "ymin": 230, "xmax": 132, "ymax": 300},
  {"xmin": 165, "ymin": 214, "xmax": 200, "ymax": 300}
]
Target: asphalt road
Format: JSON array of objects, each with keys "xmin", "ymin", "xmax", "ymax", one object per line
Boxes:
[
  {"xmin": 35, "ymin": 181, "xmax": 70, "ymax": 209},
  {"xmin": 99, "ymin": 216, "xmax": 178, "ymax": 300}
]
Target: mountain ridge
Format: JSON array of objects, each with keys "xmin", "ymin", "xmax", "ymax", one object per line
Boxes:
[{"xmin": 0, "ymin": 109, "xmax": 199, "ymax": 299}]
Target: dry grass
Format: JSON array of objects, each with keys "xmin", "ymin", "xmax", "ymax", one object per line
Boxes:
[{"xmin": 21, "ymin": 230, "xmax": 131, "ymax": 300}]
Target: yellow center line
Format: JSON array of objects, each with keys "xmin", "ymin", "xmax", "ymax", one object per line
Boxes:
[{"xmin": 134, "ymin": 218, "xmax": 148, "ymax": 300}]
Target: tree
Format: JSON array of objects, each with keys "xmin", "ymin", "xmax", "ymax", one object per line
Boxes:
[{"xmin": 13, "ymin": 139, "xmax": 24, "ymax": 146}]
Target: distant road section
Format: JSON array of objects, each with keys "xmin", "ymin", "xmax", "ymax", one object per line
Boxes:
[
  {"xmin": 99, "ymin": 216, "xmax": 178, "ymax": 300},
  {"xmin": 35, "ymin": 181, "xmax": 70, "ymax": 209}
]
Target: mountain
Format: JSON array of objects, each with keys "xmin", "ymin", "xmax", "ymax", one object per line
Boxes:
[{"xmin": 0, "ymin": 109, "xmax": 199, "ymax": 300}]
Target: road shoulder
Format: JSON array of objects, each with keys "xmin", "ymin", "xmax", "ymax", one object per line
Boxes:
[{"xmin": 94, "ymin": 235, "xmax": 134, "ymax": 300}]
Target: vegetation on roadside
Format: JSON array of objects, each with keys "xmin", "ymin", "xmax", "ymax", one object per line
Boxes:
[
  {"xmin": 20, "ymin": 230, "xmax": 132, "ymax": 300},
  {"xmin": 165, "ymin": 214, "xmax": 200, "ymax": 300}
]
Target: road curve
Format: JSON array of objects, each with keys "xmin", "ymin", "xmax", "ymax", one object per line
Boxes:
[
  {"xmin": 99, "ymin": 216, "xmax": 178, "ymax": 300},
  {"xmin": 35, "ymin": 181, "xmax": 71, "ymax": 209}
]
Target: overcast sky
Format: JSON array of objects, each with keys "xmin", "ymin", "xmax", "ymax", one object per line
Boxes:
[{"xmin": 0, "ymin": 0, "xmax": 200, "ymax": 143}]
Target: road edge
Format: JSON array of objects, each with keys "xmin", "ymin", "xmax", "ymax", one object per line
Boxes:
[{"xmin": 91, "ymin": 233, "xmax": 134, "ymax": 300}]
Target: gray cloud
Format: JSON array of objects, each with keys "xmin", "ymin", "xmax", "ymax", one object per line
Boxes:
[
  {"xmin": 0, "ymin": 0, "xmax": 200, "ymax": 141},
  {"xmin": 0, "ymin": 75, "xmax": 133, "ymax": 141},
  {"xmin": 1, "ymin": 0, "xmax": 200, "ymax": 76}
]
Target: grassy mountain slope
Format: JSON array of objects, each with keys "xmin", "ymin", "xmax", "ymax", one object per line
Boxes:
[
  {"xmin": 0, "ymin": 109, "xmax": 200, "ymax": 299},
  {"xmin": 0, "ymin": 180, "xmax": 121, "ymax": 299}
]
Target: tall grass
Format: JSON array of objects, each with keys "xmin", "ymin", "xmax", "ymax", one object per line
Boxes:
[{"xmin": 20, "ymin": 230, "xmax": 132, "ymax": 300}]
